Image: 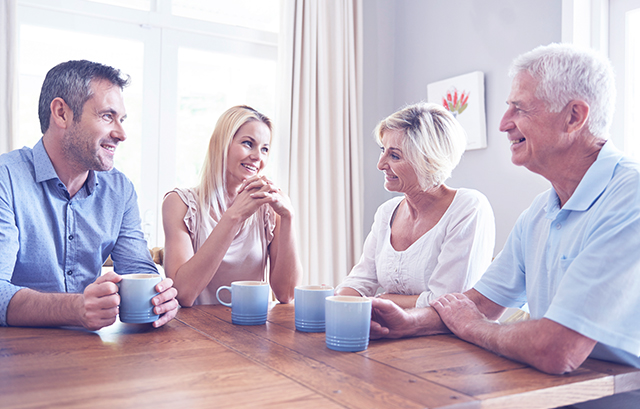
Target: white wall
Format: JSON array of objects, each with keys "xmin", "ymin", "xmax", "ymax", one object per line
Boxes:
[{"xmin": 362, "ymin": 0, "xmax": 561, "ymax": 255}]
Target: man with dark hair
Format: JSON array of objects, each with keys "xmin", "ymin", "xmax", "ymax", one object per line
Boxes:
[{"xmin": 0, "ymin": 60, "xmax": 178, "ymax": 330}]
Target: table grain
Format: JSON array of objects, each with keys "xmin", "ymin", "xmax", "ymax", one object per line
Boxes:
[{"xmin": 1, "ymin": 303, "xmax": 638, "ymax": 409}]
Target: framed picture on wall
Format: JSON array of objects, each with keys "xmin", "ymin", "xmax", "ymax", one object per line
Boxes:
[{"xmin": 427, "ymin": 71, "xmax": 487, "ymax": 150}]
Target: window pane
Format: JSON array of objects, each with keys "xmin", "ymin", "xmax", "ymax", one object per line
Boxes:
[
  {"xmin": 176, "ymin": 48, "xmax": 276, "ymax": 188},
  {"xmin": 626, "ymin": 9, "xmax": 640, "ymax": 158},
  {"xmin": 83, "ymin": 0, "xmax": 151, "ymax": 11},
  {"xmin": 18, "ymin": 25, "xmax": 144, "ymax": 193},
  {"xmin": 172, "ymin": 0, "xmax": 280, "ymax": 32}
]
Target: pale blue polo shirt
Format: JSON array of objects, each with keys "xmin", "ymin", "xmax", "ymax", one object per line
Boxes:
[
  {"xmin": 0, "ymin": 139, "xmax": 158, "ymax": 326},
  {"xmin": 475, "ymin": 140, "xmax": 640, "ymax": 368}
]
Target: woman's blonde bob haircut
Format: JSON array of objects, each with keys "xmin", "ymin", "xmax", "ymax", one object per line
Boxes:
[
  {"xmin": 197, "ymin": 105, "xmax": 272, "ymax": 222},
  {"xmin": 374, "ymin": 102, "xmax": 467, "ymax": 190}
]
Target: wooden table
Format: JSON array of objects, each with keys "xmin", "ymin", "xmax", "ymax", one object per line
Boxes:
[{"xmin": 2, "ymin": 304, "xmax": 639, "ymax": 408}]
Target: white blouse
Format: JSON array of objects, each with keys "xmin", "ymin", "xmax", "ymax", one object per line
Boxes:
[{"xmin": 336, "ymin": 189, "xmax": 495, "ymax": 308}]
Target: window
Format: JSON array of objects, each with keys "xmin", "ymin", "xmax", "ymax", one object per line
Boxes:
[
  {"xmin": 171, "ymin": 0, "xmax": 279, "ymax": 32},
  {"xmin": 610, "ymin": 0, "xmax": 640, "ymax": 158},
  {"xmin": 85, "ymin": 0, "xmax": 151, "ymax": 10},
  {"xmin": 16, "ymin": 0, "xmax": 279, "ymax": 246},
  {"xmin": 563, "ymin": 0, "xmax": 640, "ymax": 157}
]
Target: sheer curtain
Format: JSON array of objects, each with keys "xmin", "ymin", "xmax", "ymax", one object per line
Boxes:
[
  {"xmin": 0, "ymin": 0, "xmax": 16, "ymax": 154},
  {"xmin": 276, "ymin": 0, "xmax": 364, "ymax": 286}
]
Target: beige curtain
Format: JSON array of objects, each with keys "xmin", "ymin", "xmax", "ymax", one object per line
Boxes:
[
  {"xmin": 0, "ymin": 0, "xmax": 16, "ymax": 154},
  {"xmin": 276, "ymin": 0, "xmax": 364, "ymax": 287}
]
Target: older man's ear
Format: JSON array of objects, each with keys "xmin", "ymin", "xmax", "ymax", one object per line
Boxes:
[{"xmin": 565, "ymin": 100, "xmax": 590, "ymax": 134}]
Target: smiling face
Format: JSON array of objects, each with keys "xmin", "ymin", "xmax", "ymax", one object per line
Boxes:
[
  {"xmin": 225, "ymin": 120, "xmax": 271, "ymax": 188},
  {"xmin": 377, "ymin": 129, "xmax": 420, "ymax": 194},
  {"xmin": 499, "ymin": 71, "xmax": 568, "ymax": 175},
  {"xmin": 61, "ymin": 79, "xmax": 127, "ymax": 173}
]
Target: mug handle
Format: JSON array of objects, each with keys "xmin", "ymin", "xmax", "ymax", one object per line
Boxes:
[{"xmin": 216, "ymin": 286, "xmax": 232, "ymax": 307}]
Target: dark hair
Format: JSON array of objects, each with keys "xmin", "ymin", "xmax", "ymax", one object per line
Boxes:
[{"xmin": 38, "ymin": 60, "xmax": 130, "ymax": 133}]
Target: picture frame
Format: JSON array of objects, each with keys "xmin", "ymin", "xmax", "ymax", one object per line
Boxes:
[{"xmin": 427, "ymin": 71, "xmax": 487, "ymax": 150}]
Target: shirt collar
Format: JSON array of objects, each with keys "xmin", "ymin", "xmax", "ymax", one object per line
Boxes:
[
  {"xmin": 33, "ymin": 138, "xmax": 99, "ymax": 196},
  {"xmin": 557, "ymin": 140, "xmax": 623, "ymax": 212},
  {"xmin": 33, "ymin": 138, "xmax": 59, "ymax": 183}
]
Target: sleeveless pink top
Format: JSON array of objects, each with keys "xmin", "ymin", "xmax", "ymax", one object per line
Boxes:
[{"xmin": 171, "ymin": 188, "xmax": 276, "ymax": 305}]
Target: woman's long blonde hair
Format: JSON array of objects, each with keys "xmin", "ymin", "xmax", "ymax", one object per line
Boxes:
[{"xmin": 197, "ymin": 105, "xmax": 272, "ymax": 225}]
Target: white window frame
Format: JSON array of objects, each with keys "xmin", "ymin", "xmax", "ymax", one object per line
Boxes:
[
  {"xmin": 562, "ymin": 0, "xmax": 639, "ymax": 152},
  {"xmin": 609, "ymin": 0, "xmax": 640, "ymax": 156},
  {"xmin": 16, "ymin": 0, "xmax": 278, "ymax": 247}
]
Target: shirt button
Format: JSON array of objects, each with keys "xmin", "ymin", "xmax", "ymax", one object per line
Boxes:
[
  {"xmin": 68, "ymin": 235, "xmax": 74, "ymax": 240},
  {"xmin": 66, "ymin": 270, "xmax": 73, "ymax": 275},
  {"xmin": 556, "ymin": 223, "xmax": 562, "ymax": 230}
]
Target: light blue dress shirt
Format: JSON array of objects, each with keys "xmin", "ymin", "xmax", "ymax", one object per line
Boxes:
[
  {"xmin": 475, "ymin": 140, "xmax": 640, "ymax": 368},
  {"xmin": 0, "ymin": 139, "xmax": 157, "ymax": 326}
]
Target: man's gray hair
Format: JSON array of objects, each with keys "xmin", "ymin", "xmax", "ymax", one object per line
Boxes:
[{"xmin": 509, "ymin": 43, "xmax": 615, "ymax": 138}]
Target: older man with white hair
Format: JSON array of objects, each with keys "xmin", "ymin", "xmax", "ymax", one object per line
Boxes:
[{"xmin": 369, "ymin": 43, "xmax": 640, "ymax": 408}]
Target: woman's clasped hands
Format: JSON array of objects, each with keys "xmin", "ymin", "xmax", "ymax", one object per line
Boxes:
[{"xmin": 233, "ymin": 175, "xmax": 293, "ymax": 219}]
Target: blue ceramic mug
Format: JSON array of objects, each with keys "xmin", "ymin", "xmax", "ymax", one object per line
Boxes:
[
  {"xmin": 118, "ymin": 273, "xmax": 161, "ymax": 324},
  {"xmin": 216, "ymin": 281, "xmax": 270, "ymax": 325},
  {"xmin": 325, "ymin": 295, "xmax": 372, "ymax": 352},
  {"xmin": 294, "ymin": 285, "xmax": 334, "ymax": 332}
]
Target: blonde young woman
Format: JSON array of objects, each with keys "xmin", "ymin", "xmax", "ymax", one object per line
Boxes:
[
  {"xmin": 335, "ymin": 102, "xmax": 495, "ymax": 308},
  {"xmin": 162, "ymin": 105, "xmax": 302, "ymax": 307}
]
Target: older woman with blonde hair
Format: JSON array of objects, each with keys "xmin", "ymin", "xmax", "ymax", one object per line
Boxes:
[
  {"xmin": 162, "ymin": 105, "xmax": 302, "ymax": 307},
  {"xmin": 336, "ymin": 102, "xmax": 495, "ymax": 308}
]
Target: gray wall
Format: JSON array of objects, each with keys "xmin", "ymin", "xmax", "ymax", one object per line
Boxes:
[{"xmin": 362, "ymin": 0, "xmax": 562, "ymax": 255}]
